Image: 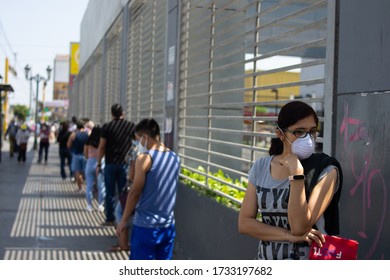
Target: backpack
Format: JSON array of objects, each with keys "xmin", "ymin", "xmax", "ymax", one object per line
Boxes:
[{"xmin": 9, "ymin": 125, "xmax": 18, "ymax": 137}]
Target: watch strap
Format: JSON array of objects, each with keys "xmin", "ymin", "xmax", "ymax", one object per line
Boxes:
[{"xmin": 289, "ymin": 174, "xmax": 305, "ymax": 181}]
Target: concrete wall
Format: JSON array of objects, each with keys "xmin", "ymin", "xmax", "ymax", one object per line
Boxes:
[
  {"xmin": 336, "ymin": 0, "xmax": 390, "ymax": 259},
  {"xmin": 79, "ymin": 0, "xmax": 128, "ymax": 67},
  {"xmin": 174, "ymin": 182, "xmax": 258, "ymax": 260}
]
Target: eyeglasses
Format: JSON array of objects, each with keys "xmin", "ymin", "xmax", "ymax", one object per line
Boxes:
[{"xmin": 283, "ymin": 128, "xmax": 319, "ymax": 139}]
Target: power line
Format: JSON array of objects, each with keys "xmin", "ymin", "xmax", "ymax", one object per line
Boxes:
[{"xmin": 0, "ymin": 19, "xmax": 15, "ymax": 58}]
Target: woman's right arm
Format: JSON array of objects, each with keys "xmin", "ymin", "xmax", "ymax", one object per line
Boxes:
[
  {"xmin": 66, "ymin": 132, "xmax": 75, "ymax": 149},
  {"xmin": 238, "ymin": 182, "xmax": 325, "ymax": 246},
  {"xmin": 238, "ymin": 182, "xmax": 293, "ymax": 242}
]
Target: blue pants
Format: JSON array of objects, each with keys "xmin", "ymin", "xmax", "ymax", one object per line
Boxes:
[
  {"xmin": 104, "ymin": 163, "xmax": 127, "ymax": 222},
  {"xmin": 130, "ymin": 224, "xmax": 175, "ymax": 260},
  {"xmin": 71, "ymin": 154, "xmax": 86, "ymax": 173},
  {"xmin": 85, "ymin": 157, "xmax": 106, "ymax": 207}
]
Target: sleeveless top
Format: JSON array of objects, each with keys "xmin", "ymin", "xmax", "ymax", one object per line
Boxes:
[
  {"xmin": 133, "ymin": 149, "xmax": 180, "ymax": 228},
  {"xmin": 71, "ymin": 131, "xmax": 89, "ymax": 155}
]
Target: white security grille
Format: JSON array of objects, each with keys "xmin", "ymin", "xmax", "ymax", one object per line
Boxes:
[
  {"xmin": 90, "ymin": 46, "xmax": 103, "ymax": 124},
  {"xmin": 126, "ymin": 0, "xmax": 167, "ymax": 126},
  {"xmin": 104, "ymin": 14, "xmax": 123, "ymax": 121},
  {"xmin": 71, "ymin": 45, "xmax": 104, "ymax": 124},
  {"xmin": 178, "ymin": 0, "xmax": 329, "ymax": 206}
]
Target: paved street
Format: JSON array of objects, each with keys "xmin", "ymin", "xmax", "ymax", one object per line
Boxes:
[{"xmin": 0, "ymin": 138, "xmax": 128, "ymax": 260}]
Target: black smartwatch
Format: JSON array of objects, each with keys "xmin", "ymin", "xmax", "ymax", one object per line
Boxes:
[{"xmin": 288, "ymin": 174, "xmax": 305, "ymax": 181}]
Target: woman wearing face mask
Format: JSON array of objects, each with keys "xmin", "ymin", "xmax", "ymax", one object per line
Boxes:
[{"xmin": 238, "ymin": 101, "xmax": 342, "ymax": 260}]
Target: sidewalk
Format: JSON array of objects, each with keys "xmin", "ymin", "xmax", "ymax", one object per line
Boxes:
[{"xmin": 0, "ymin": 138, "xmax": 128, "ymax": 260}]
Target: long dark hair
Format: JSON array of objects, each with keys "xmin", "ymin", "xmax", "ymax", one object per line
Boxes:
[
  {"xmin": 86, "ymin": 126, "xmax": 101, "ymax": 148},
  {"xmin": 269, "ymin": 101, "xmax": 318, "ymax": 155}
]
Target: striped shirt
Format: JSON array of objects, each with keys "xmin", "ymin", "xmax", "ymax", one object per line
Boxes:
[
  {"xmin": 133, "ymin": 149, "xmax": 180, "ymax": 228},
  {"xmin": 101, "ymin": 118, "xmax": 135, "ymax": 164}
]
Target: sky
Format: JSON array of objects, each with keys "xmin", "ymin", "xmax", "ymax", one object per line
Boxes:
[{"xmin": 0, "ymin": 0, "xmax": 89, "ymax": 107}]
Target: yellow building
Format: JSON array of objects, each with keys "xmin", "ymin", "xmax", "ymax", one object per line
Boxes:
[{"xmin": 244, "ymin": 70, "xmax": 300, "ymax": 103}]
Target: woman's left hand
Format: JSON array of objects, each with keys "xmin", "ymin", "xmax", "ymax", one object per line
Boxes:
[
  {"xmin": 303, "ymin": 228, "xmax": 325, "ymax": 247},
  {"xmin": 290, "ymin": 228, "xmax": 325, "ymax": 247},
  {"xmin": 279, "ymin": 153, "xmax": 304, "ymax": 175}
]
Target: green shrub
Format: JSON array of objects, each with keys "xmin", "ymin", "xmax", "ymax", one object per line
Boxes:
[{"xmin": 180, "ymin": 166, "xmax": 247, "ymax": 211}]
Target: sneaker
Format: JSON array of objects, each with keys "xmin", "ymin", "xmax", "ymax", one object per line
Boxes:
[
  {"xmin": 98, "ymin": 204, "xmax": 105, "ymax": 212},
  {"xmin": 86, "ymin": 205, "xmax": 93, "ymax": 212},
  {"xmin": 100, "ymin": 221, "xmax": 115, "ymax": 227}
]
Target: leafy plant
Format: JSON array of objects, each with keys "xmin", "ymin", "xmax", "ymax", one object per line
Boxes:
[
  {"xmin": 180, "ymin": 166, "xmax": 248, "ymax": 211},
  {"xmin": 12, "ymin": 105, "xmax": 29, "ymax": 121}
]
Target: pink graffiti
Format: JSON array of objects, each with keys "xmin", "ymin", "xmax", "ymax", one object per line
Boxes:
[
  {"xmin": 340, "ymin": 101, "xmax": 387, "ymax": 259},
  {"xmin": 339, "ymin": 102, "xmax": 363, "ymax": 145}
]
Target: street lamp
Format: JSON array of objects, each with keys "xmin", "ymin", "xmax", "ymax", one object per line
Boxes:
[{"xmin": 24, "ymin": 65, "xmax": 52, "ymax": 150}]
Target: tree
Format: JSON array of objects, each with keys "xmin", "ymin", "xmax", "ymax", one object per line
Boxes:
[{"xmin": 12, "ymin": 105, "xmax": 29, "ymax": 121}]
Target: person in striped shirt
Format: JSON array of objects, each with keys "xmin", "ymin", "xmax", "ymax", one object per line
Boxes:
[
  {"xmin": 116, "ymin": 118, "xmax": 180, "ymax": 260},
  {"xmin": 97, "ymin": 104, "xmax": 135, "ymax": 226}
]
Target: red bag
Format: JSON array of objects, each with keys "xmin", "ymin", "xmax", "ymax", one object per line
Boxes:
[{"xmin": 309, "ymin": 235, "xmax": 359, "ymax": 260}]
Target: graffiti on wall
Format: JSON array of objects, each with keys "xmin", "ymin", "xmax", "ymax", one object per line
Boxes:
[{"xmin": 339, "ymin": 100, "xmax": 387, "ymax": 259}]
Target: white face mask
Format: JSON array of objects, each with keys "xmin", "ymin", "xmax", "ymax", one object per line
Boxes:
[
  {"xmin": 137, "ymin": 136, "xmax": 148, "ymax": 154},
  {"xmin": 290, "ymin": 133, "xmax": 315, "ymax": 160}
]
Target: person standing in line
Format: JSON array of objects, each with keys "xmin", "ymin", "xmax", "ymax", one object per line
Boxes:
[
  {"xmin": 15, "ymin": 123, "xmax": 30, "ymax": 163},
  {"xmin": 84, "ymin": 125, "xmax": 106, "ymax": 212},
  {"xmin": 49, "ymin": 122, "xmax": 58, "ymax": 144},
  {"xmin": 57, "ymin": 121, "xmax": 74, "ymax": 181},
  {"xmin": 69, "ymin": 116, "xmax": 78, "ymax": 132},
  {"xmin": 238, "ymin": 101, "xmax": 343, "ymax": 260},
  {"xmin": 67, "ymin": 120, "xmax": 89, "ymax": 192},
  {"xmin": 97, "ymin": 104, "xmax": 135, "ymax": 226},
  {"xmin": 84, "ymin": 118, "xmax": 94, "ymax": 135},
  {"xmin": 4, "ymin": 119, "xmax": 19, "ymax": 158},
  {"xmin": 109, "ymin": 137, "xmax": 139, "ymax": 252},
  {"xmin": 116, "ymin": 118, "xmax": 181, "ymax": 260},
  {"xmin": 38, "ymin": 122, "xmax": 51, "ymax": 164}
]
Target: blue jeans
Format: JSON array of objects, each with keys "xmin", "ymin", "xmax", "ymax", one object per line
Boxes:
[
  {"xmin": 130, "ymin": 224, "xmax": 176, "ymax": 260},
  {"xmin": 59, "ymin": 148, "xmax": 73, "ymax": 179},
  {"xmin": 104, "ymin": 163, "xmax": 128, "ymax": 222},
  {"xmin": 85, "ymin": 157, "xmax": 106, "ymax": 207},
  {"xmin": 71, "ymin": 154, "xmax": 86, "ymax": 173}
]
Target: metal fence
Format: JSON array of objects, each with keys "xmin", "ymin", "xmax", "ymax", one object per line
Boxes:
[{"xmin": 70, "ymin": 0, "xmax": 333, "ymax": 207}]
